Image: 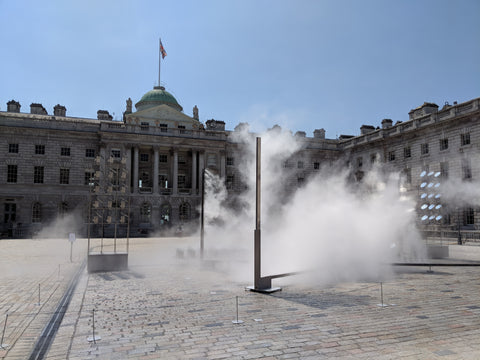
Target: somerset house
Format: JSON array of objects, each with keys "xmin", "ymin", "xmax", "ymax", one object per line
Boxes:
[{"xmin": 1, "ymin": 83, "xmax": 479, "ymax": 239}]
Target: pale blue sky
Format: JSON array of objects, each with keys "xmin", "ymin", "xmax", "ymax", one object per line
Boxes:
[{"xmin": 1, "ymin": 0, "xmax": 479, "ymax": 138}]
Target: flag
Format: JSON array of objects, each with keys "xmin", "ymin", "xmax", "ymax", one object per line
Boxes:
[{"xmin": 160, "ymin": 39, "xmax": 167, "ymax": 59}]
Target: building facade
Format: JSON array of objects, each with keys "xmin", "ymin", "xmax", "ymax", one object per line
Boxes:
[{"xmin": 1, "ymin": 87, "xmax": 479, "ymax": 239}]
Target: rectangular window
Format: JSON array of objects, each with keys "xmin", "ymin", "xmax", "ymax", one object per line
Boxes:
[
  {"xmin": 297, "ymin": 161, "xmax": 304, "ymax": 169},
  {"xmin": 35, "ymin": 145, "xmax": 45, "ymax": 155},
  {"xmin": 178, "ymin": 155, "xmax": 187, "ymax": 165},
  {"xmin": 34, "ymin": 166, "xmax": 44, "ymax": 184},
  {"xmin": 85, "ymin": 148, "xmax": 96, "ymax": 158},
  {"xmin": 178, "ymin": 175, "xmax": 186, "ymax": 188},
  {"xmin": 139, "ymin": 172, "xmax": 150, "ymax": 188},
  {"xmin": 61, "ymin": 147, "xmax": 71, "ymax": 156},
  {"xmin": 159, "ymin": 174, "xmax": 168, "ymax": 188},
  {"xmin": 60, "ymin": 168, "xmax": 70, "ymax": 184},
  {"xmin": 461, "ymin": 132, "xmax": 471, "ymax": 146},
  {"xmin": 421, "ymin": 143, "xmax": 429, "ymax": 155},
  {"xmin": 443, "ymin": 213, "xmax": 451, "ymax": 225},
  {"xmin": 159, "ymin": 154, "xmax": 168, "ymax": 163},
  {"xmin": 111, "ymin": 149, "xmax": 121, "ymax": 158},
  {"xmin": 140, "ymin": 122, "xmax": 149, "ymax": 130},
  {"xmin": 297, "ymin": 177, "xmax": 305, "ymax": 186},
  {"xmin": 404, "ymin": 168, "xmax": 412, "ymax": 184},
  {"xmin": 160, "ymin": 124, "xmax": 168, "ymax": 132},
  {"xmin": 84, "ymin": 171, "xmax": 95, "ymax": 186},
  {"xmin": 440, "ymin": 162, "xmax": 449, "ymax": 179},
  {"xmin": 370, "ymin": 154, "xmax": 377, "ymax": 164},
  {"xmin": 313, "ymin": 162, "xmax": 320, "ymax": 170},
  {"xmin": 357, "ymin": 157, "xmax": 363, "ymax": 167},
  {"xmin": 388, "ymin": 151, "xmax": 395, "ymax": 161},
  {"xmin": 439, "ymin": 138, "xmax": 448, "ymax": 151},
  {"xmin": 462, "ymin": 159, "xmax": 472, "ymax": 180},
  {"xmin": 463, "ymin": 207, "xmax": 475, "ymax": 225},
  {"xmin": 32, "ymin": 203, "xmax": 42, "ymax": 223},
  {"xmin": 178, "ymin": 125, "xmax": 186, "ymax": 134},
  {"xmin": 226, "ymin": 174, "xmax": 234, "ymax": 189},
  {"xmin": 111, "ymin": 168, "xmax": 120, "ymax": 186},
  {"xmin": 8, "ymin": 143, "xmax": 19, "ymax": 153},
  {"xmin": 227, "ymin": 157, "xmax": 234, "ymax": 166},
  {"xmin": 4, "ymin": 203, "xmax": 17, "ymax": 223},
  {"xmin": 403, "ymin": 146, "xmax": 411, "ymax": 158},
  {"xmin": 7, "ymin": 165, "xmax": 18, "ymax": 183},
  {"xmin": 140, "ymin": 153, "xmax": 149, "ymax": 162}
]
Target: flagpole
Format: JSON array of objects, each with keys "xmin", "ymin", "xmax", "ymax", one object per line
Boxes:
[{"xmin": 158, "ymin": 38, "xmax": 161, "ymax": 87}]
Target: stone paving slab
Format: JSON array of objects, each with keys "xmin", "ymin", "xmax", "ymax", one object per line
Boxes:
[{"xmin": 45, "ymin": 239, "xmax": 480, "ymax": 359}]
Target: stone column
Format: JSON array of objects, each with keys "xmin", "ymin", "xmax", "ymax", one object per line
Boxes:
[
  {"xmin": 125, "ymin": 145, "xmax": 132, "ymax": 192},
  {"xmin": 153, "ymin": 147, "xmax": 159, "ymax": 194},
  {"xmin": 198, "ymin": 151, "xmax": 205, "ymax": 195},
  {"xmin": 191, "ymin": 150, "xmax": 197, "ymax": 194},
  {"xmin": 220, "ymin": 150, "xmax": 226, "ymax": 178},
  {"xmin": 173, "ymin": 149, "xmax": 178, "ymax": 195},
  {"xmin": 133, "ymin": 147, "xmax": 139, "ymax": 193},
  {"xmin": 99, "ymin": 145, "xmax": 106, "ymax": 190}
]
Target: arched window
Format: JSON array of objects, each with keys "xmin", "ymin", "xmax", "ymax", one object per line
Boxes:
[
  {"xmin": 59, "ymin": 202, "xmax": 68, "ymax": 217},
  {"xmin": 32, "ymin": 202, "xmax": 42, "ymax": 223},
  {"xmin": 179, "ymin": 202, "xmax": 191, "ymax": 221},
  {"xmin": 140, "ymin": 202, "xmax": 152, "ymax": 223},
  {"xmin": 161, "ymin": 203, "xmax": 171, "ymax": 224}
]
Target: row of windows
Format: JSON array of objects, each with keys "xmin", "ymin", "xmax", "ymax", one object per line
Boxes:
[
  {"xmin": 139, "ymin": 122, "xmax": 187, "ymax": 132},
  {"xmin": 401, "ymin": 160, "xmax": 473, "ymax": 185},
  {"xmin": 7, "ymin": 165, "xmax": 213, "ymax": 187},
  {"xmin": 426, "ymin": 207, "xmax": 476, "ymax": 226},
  {"xmin": 4, "ymin": 201, "xmax": 191, "ymax": 224},
  {"xmin": 284, "ymin": 161, "xmax": 321, "ymax": 169},
  {"xmin": 8, "ymin": 145, "xmax": 224, "ymax": 168},
  {"xmin": 8, "ymin": 143, "xmax": 96, "ymax": 158},
  {"xmin": 7, "ymin": 165, "xmax": 71, "ymax": 184},
  {"xmin": 390, "ymin": 135, "xmax": 471, "ymax": 162},
  {"xmin": 358, "ymin": 134, "xmax": 473, "ymax": 167}
]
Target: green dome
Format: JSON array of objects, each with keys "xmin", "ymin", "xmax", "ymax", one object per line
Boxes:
[{"xmin": 135, "ymin": 86, "xmax": 183, "ymax": 112}]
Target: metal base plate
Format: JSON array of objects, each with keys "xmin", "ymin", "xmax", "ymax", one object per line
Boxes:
[{"xmin": 246, "ymin": 286, "xmax": 282, "ymax": 294}]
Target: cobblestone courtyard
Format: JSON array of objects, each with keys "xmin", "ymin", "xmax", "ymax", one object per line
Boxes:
[{"xmin": 1, "ymin": 237, "xmax": 480, "ymax": 359}]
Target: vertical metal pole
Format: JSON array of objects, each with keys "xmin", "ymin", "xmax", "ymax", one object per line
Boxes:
[
  {"xmin": 70, "ymin": 242, "xmax": 73, "ymax": 263},
  {"xmin": 114, "ymin": 170, "xmax": 118, "ymax": 253},
  {"xmin": 200, "ymin": 169, "xmax": 205, "ymax": 258},
  {"xmin": 92, "ymin": 309, "xmax": 96, "ymax": 344},
  {"xmin": 101, "ymin": 208, "xmax": 104, "ymax": 254},
  {"xmin": 254, "ymin": 137, "xmax": 261, "ymax": 289},
  {"xmin": 458, "ymin": 208, "xmax": 462, "ymax": 245},
  {"xmin": 87, "ymin": 182, "xmax": 92, "ymax": 256},
  {"xmin": 380, "ymin": 282, "xmax": 384, "ymax": 305},
  {"xmin": 237, "ymin": 296, "xmax": 238, "ymax": 322},
  {"xmin": 126, "ymin": 196, "xmax": 131, "ymax": 254}
]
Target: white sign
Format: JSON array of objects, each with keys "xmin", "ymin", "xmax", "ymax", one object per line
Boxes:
[{"xmin": 68, "ymin": 233, "xmax": 76, "ymax": 243}]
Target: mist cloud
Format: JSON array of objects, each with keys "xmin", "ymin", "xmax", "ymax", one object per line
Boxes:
[{"xmin": 203, "ymin": 127, "xmax": 426, "ymax": 285}]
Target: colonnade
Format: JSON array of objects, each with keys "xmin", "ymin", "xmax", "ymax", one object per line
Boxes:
[{"xmin": 99, "ymin": 145, "xmax": 226, "ymax": 196}]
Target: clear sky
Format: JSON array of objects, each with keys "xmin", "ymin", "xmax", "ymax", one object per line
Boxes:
[{"xmin": 1, "ymin": 0, "xmax": 479, "ymax": 138}]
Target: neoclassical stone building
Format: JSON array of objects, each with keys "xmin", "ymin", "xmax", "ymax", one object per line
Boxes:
[{"xmin": 0, "ymin": 86, "xmax": 479, "ymax": 238}]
